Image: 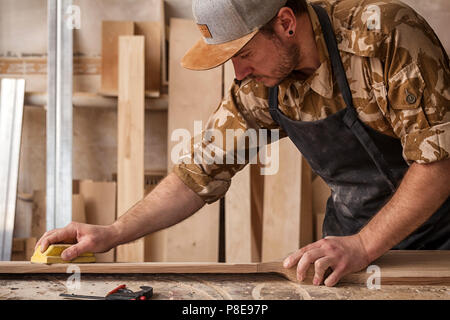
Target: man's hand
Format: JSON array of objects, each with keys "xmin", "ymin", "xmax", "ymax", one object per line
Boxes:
[
  {"xmin": 34, "ymin": 173, "xmax": 205, "ymax": 262},
  {"xmin": 35, "ymin": 222, "xmax": 119, "ymax": 261},
  {"xmin": 282, "ymin": 234, "xmax": 370, "ymax": 287}
]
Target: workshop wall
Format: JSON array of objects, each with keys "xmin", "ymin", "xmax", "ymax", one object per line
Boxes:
[{"xmin": 1, "ymin": 0, "xmax": 169, "ymax": 198}]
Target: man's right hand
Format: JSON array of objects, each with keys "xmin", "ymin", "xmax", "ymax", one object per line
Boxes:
[{"xmin": 35, "ymin": 222, "xmax": 119, "ymax": 261}]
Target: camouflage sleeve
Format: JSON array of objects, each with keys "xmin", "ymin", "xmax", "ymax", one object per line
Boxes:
[
  {"xmin": 172, "ymin": 80, "xmax": 281, "ymax": 204},
  {"xmin": 382, "ymin": 6, "xmax": 450, "ymax": 164}
]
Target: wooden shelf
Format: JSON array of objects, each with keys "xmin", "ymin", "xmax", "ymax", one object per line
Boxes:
[{"xmin": 24, "ymin": 91, "xmax": 168, "ymax": 111}]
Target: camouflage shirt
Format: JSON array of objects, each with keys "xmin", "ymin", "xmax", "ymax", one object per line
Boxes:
[{"xmin": 173, "ymin": 0, "xmax": 450, "ymax": 204}]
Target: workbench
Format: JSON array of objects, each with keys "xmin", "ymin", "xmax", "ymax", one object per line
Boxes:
[
  {"xmin": 1, "ymin": 273, "xmax": 449, "ymax": 300},
  {"xmin": 0, "ymin": 251, "xmax": 449, "ymax": 300}
]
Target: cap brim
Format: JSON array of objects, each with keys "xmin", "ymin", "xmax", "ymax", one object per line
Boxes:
[{"xmin": 181, "ymin": 30, "xmax": 259, "ymax": 71}]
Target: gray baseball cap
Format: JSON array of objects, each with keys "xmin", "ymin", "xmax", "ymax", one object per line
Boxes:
[{"xmin": 182, "ymin": 0, "xmax": 288, "ymax": 70}]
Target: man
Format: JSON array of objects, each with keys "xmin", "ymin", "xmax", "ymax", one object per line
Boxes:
[{"xmin": 37, "ymin": 0, "xmax": 450, "ymax": 287}]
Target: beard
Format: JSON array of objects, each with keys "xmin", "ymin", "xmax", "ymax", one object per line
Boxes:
[{"xmin": 251, "ymin": 35, "xmax": 301, "ymax": 87}]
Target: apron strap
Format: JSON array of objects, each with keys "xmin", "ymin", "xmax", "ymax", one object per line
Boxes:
[
  {"xmin": 268, "ymin": 4, "xmax": 398, "ymax": 191},
  {"xmin": 313, "ymin": 4, "xmax": 397, "ymax": 191},
  {"xmin": 268, "ymin": 86, "xmax": 280, "ymax": 124}
]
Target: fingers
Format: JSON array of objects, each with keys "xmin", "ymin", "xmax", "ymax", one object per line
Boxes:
[
  {"xmin": 296, "ymin": 248, "xmax": 325, "ymax": 281},
  {"xmin": 61, "ymin": 240, "xmax": 92, "ymax": 261},
  {"xmin": 324, "ymin": 264, "xmax": 346, "ymax": 287},
  {"xmin": 36, "ymin": 223, "xmax": 78, "ymax": 253},
  {"xmin": 312, "ymin": 257, "xmax": 333, "ymax": 285},
  {"xmin": 35, "ymin": 230, "xmax": 57, "ymax": 251},
  {"xmin": 283, "ymin": 242, "xmax": 320, "ymax": 268}
]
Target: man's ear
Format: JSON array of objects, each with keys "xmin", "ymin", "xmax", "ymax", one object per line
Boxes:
[{"xmin": 274, "ymin": 7, "xmax": 297, "ymax": 39}]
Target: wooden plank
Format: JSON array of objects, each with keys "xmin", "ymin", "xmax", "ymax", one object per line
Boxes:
[
  {"xmin": 0, "ymin": 261, "xmax": 257, "ymax": 274},
  {"xmin": 262, "ymin": 139, "xmax": 302, "ymax": 262},
  {"xmin": 0, "ymin": 57, "xmax": 101, "ymax": 76},
  {"xmin": 14, "ymin": 196, "xmax": 33, "ymax": 238},
  {"xmin": 225, "ymin": 167, "xmax": 252, "ymax": 263},
  {"xmin": 258, "ymin": 251, "xmax": 450, "ymax": 285},
  {"xmin": 299, "ymin": 158, "xmax": 313, "ymax": 247},
  {"xmin": 135, "ymin": 22, "xmax": 161, "ymax": 97},
  {"xmin": 223, "ymin": 61, "xmax": 254, "ymax": 263},
  {"xmin": 1, "ymin": 251, "xmax": 448, "ymax": 286},
  {"xmin": 11, "ymin": 238, "xmax": 36, "ymax": 261},
  {"xmin": 160, "ymin": 18, "xmax": 222, "ymax": 262},
  {"xmin": 159, "ymin": 0, "xmax": 168, "ymax": 86},
  {"xmin": 250, "ymin": 164, "xmax": 264, "ymax": 262},
  {"xmin": 0, "ymin": 79, "xmax": 26, "ymax": 261},
  {"xmin": 78, "ymin": 180, "xmax": 116, "ymax": 262},
  {"xmin": 24, "ymin": 91, "xmax": 169, "ymax": 110},
  {"xmin": 71, "ymin": 194, "xmax": 86, "ymax": 224},
  {"xmin": 100, "ymin": 21, "xmax": 135, "ymax": 96},
  {"xmin": 143, "ymin": 171, "xmax": 166, "ymax": 262},
  {"xmin": 116, "ymin": 36, "xmax": 145, "ymax": 262},
  {"xmin": 31, "ymin": 190, "xmax": 46, "ymax": 239},
  {"xmin": 312, "ymin": 176, "xmax": 330, "ymax": 241},
  {"xmin": 312, "ymin": 176, "xmax": 331, "ymax": 217},
  {"xmin": 315, "ymin": 213, "xmax": 325, "ymax": 242}
]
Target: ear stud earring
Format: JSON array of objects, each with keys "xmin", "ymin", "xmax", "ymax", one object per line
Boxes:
[{"xmin": 289, "ymin": 30, "xmax": 294, "ymax": 35}]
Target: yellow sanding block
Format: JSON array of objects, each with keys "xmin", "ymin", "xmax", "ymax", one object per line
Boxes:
[{"xmin": 31, "ymin": 244, "xmax": 96, "ymax": 264}]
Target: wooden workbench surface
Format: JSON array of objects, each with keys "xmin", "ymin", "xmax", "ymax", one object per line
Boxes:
[
  {"xmin": 0, "ymin": 251, "xmax": 448, "ymax": 300},
  {"xmin": 0, "ymin": 273, "xmax": 449, "ymax": 300}
]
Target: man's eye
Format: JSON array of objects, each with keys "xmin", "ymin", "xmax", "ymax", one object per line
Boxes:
[{"xmin": 240, "ymin": 52, "xmax": 250, "ymax": 59}]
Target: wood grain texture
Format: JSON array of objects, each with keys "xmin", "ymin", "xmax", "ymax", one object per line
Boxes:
[
  {"xmin": 259, "ymin": 251, "xmax": 450, "ymax": 285},
  {"xmin": 1, "ymin": 251, "xmax": 448, "ymax": 285},
  {"xmin": 223, "ymin": 61, "xmax": 254, "ymax": 263},
  {"xmin": 250, "ymin": 164, "xmax": 264, "ymax": 262},
  {"xmin": 225, "ymin": 167, "xmax": 252, "ymax": 263},
  {"xmin": 31, "ymin": 190, "xmax": 46, "ymax": 239},
  {"xmin": 312, "ymin": 175, "xmax": 330, "ymax": 241},
  {"xmin": 315, "ymin": 213, "xmax": 325, "ymax": 242},
  {"xmin": 100, "ymin": 21, "xmax": 135, "ymax": 96},
  {"xmin": 312, "ymin": 176, "xmax": 331, "ymax": 217},
  {"xmin": 299, "ymin": 158, "xmax": 313, "ymax": 247},
  {"xmin": 0, "ymin": 261, "xmax": 257, "ymax": 274},
  {"xmin": 71, "ymin": 194, "xmax": 86, "ymax": 224},
  {"xmin": 135, "ymin": 22, "xmax": 161, "ymax": 97},
  {"xmin": 262, "ymin": 138, "xmax": 302, "ymax": 262},
  {"xmin": 11, "ymin": 238, "xmax": 36, "ymax": 261},
  {"xmin": 159, "ymin": 18, "xmax": 222, "ymax": 262},
  {"xmin": 116, "ymin": 36, "xmax": 145, "ymax": 262},
  {"xmin": 78, "ymin": 180, "xmax": 117, "ymax": 262}
]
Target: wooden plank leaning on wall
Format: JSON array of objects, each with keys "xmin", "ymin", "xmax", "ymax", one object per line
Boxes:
[
  {"xmin": 100, "ymin": 21, "xmax": 135, "ymax": 96},
  {"xmin": 0, "ymin": 79, "xmax": 26, "ymax": 261},
  {"xmin": 261, "ymin": 139, "xmax": 313, "ymax": 261},
  {"xmin": 78, "ymin": 180, "xmax": 117, "ymax": 262},
  {"xmin": 100, "ymin": 21, "xmax": 162, "ymax": 97},
  {"xmin": 152, "ymin": 18, "xmax": 222, "ymax": 262},
  {"xmin": 223, "ymin": 62, "xmax": 314, "ymax": 263},
  {"xmin": 116, "ymin": 36, "xmax": 145, "ymax": 262},
  {"xmin": 135, "ymin": 22, "xmax": 161, "ymax": 97},
  {"xmin": 223, "ymin": 61, "xmax": 265, "ymax": 263},
  {"xmin": 223, "ymin": 62, "xmax": 253, "ymax": 263}
]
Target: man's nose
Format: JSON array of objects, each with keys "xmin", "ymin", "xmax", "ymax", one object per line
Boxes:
[{"xmin": 231, "ymin": 57, "xmax": 253, "ymax": 81}]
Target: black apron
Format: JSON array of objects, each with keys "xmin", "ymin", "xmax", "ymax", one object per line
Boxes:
[{"xmin": 267, "ymin": 4, "xmax": 450, "ymax": 249}]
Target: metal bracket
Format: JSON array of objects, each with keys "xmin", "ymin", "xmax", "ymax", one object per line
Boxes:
[{"xmin": 47, "ymin": 0, "xmax": 74, "ymax": 230}]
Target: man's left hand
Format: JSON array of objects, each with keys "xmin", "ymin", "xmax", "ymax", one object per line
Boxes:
[{"xmin": 282, "ymin": 234, "xmax": 371, "ymax": 287}]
